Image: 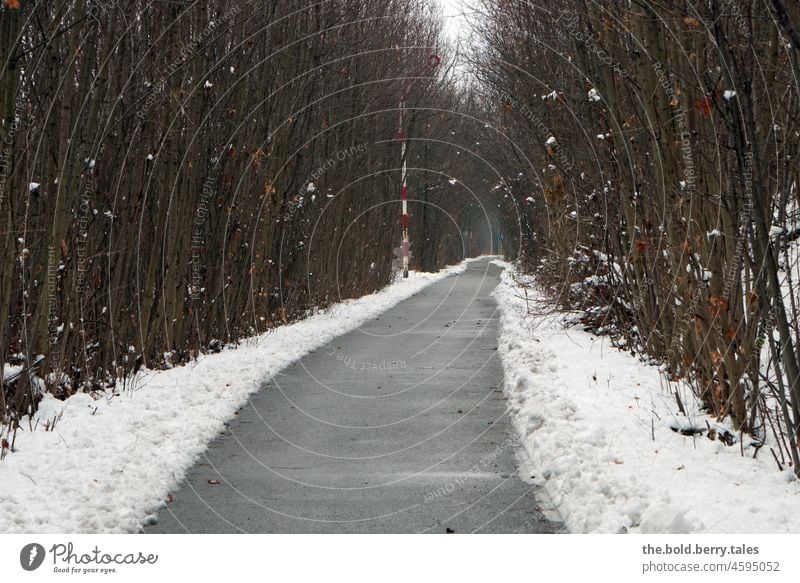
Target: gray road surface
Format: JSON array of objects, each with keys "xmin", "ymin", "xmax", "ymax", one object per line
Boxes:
[{"xmin": 148, "ymin": 258, "xmax": 560, "ymax": 533}]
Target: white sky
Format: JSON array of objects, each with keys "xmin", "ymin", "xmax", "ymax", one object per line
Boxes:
[{"xmin": 438, "ymin": 0, "xmax": 469, "ymax": 43}]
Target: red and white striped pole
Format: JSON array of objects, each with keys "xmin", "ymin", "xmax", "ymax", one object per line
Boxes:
[
  {"xmin": 398, "ymin": 53, "xmax": 441, "ymax": 278},
  {"xmin": 399, "ymin": 108, "xmax": 410, "ymax": 278}
]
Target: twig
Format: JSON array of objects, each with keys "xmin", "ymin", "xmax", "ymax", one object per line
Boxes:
[
  {"xmin": 771, "ymin": 447, "xmax": 784, "ymax": 471},
  {"xmin": 674, "ymin": 390, "xmax": 686, "ymax": 416},
  {"xmin": 19, "ymin": 472, "xmax": 36, "ymax": 486}
]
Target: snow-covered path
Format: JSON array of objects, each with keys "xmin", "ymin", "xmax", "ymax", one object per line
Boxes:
[
  {"xmin": 148, "ymin": 258, "xmax": 557, "ymax": 533},
  {"xmin": 0, "ymin": 260, "xmax": 494, "ymax": 533},
  {"xmin": 7, "ymin": 256, "xmax": 795, "ymax": 535}
]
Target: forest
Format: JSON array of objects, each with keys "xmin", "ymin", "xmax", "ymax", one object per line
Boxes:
[
  {"xmin": 470, "ymin": 0, "xmax": 800, "ymax": 474},
  {"xmin": 0, "ymin": 0, "xmax": 487, "ymax": 429},
  {"xmin": 2, "ymin": 0, "xmax": 800, "ymax": 479}
]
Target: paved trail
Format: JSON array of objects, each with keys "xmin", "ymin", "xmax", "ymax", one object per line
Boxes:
[{"xmin": 150, "ymin": 259, "xmax": 559, "ymax": 533}]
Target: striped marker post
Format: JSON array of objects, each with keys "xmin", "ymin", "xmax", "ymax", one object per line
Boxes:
[{"xmin": 397, "ymin": 54, "xmax": 441, "ymax": 278}]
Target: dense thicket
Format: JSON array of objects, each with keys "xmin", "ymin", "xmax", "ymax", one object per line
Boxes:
[
  {"xmin": 0, "ymin": 0, "xmax": 482, "ymax": 426},
  {"xmin": 472, "ymin": 0, "xmax": 800, "ymax": 472}
]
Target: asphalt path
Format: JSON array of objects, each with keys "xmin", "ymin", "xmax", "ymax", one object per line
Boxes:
[{"xmin": 149, "ymin": 258, "xmax": 560, "ymax": 533}]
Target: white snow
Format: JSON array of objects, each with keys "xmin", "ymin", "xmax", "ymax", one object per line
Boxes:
[
  {"xmin": 28, "ymin": 182, "xmax": 40, "ymax": 192},
  {"xmin": 2, "ymin": 364, "xmax": 23, "ymax": 382},
  {"xmin": 770, "ymin": 225, "xmax": 786, "ymax": 239},
  {"xmin": 545, "ymin": 136, "xmax": 557, "ymax": 147},
  {"xmin": 723, "ymin": 90, "xmax": 737, "ymax": 101},
  {"xmin": 0, "ymin": 260, "xmax": 474, "ymax": 533},
  {"xmin": 588, "ymin": 88, "xmax": 601, "ymax": 102},
  {"xmin": 492, "ymin": 261, "xmax": 800, "ymax": 533}
]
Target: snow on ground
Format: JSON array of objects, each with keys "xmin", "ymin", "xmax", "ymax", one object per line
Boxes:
[
  {"xmin": 0, "ymin": 261, "xmax": 473, "ymax": 534},
  {"xmin": 492, "ymin": 261, "xmax": 800, "ymax": 534}
]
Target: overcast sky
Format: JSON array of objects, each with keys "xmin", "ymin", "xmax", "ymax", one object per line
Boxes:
[{"xmin": 438, "ymin": 0, "xmax": 468, "ymax": 43}]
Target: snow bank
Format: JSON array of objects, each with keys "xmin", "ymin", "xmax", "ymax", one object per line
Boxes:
[
  {"xmin": 0, "ymin": 261, "xmax": 472, "ymax": 533},
  {"xmin": 492, "ymin": 261, "xmax": 800, "ymax": 534}
]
